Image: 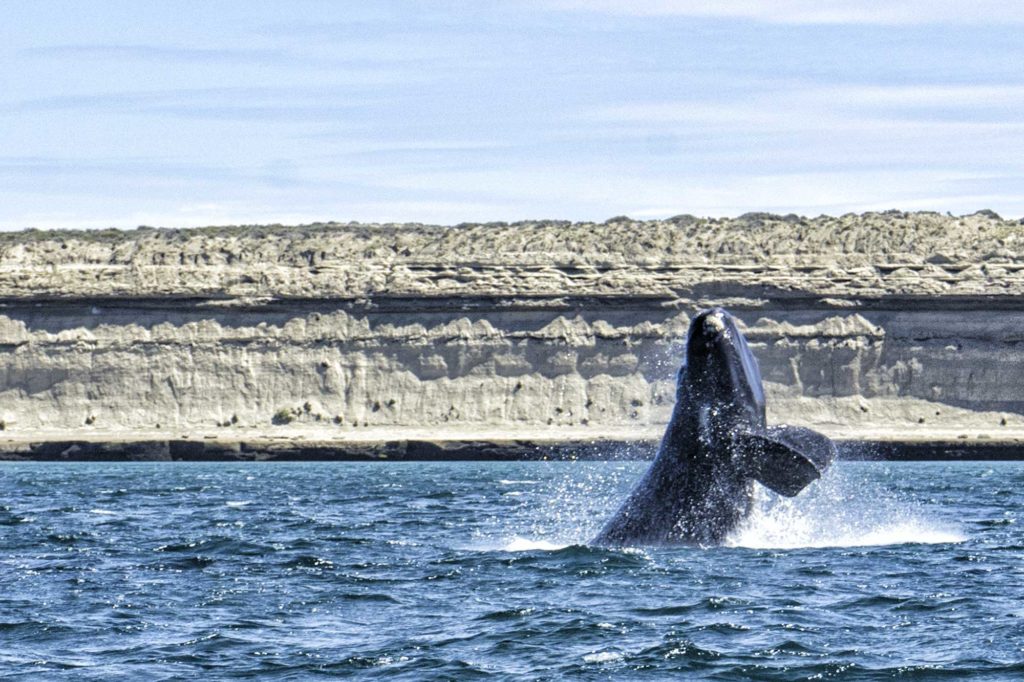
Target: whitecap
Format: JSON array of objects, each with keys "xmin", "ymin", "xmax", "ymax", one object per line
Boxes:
[
  {"xmin": 501, "ymin": 537, "xmax": 568, "ymax": 552},
  {"xmin": 225, "ymin": 501, "xmax": 252, "ymax": 508},
  {"xmin": 583, "ymin": 651, "xmax": 623, "ymax": 663},
  {"xmin": 89, "ymin": 509, "xmax": 117, "ymax": 516}
]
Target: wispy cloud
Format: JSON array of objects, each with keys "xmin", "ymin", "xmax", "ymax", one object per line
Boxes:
[
  {"xmin": 0, "ymin": 156, "xmax": 316, "ymax": 195},
  {"xmin": 833, "ymin": 84, "xmax": 1024, "ymax": 106},
  {"xmin": 589, "ymin": 83, "xmax": 1024, "ymax": 133},
  {"xmin": 21, "ymin": 44, "xmax": 286, "ymax": 63},
  {"xmin": 543, "ymin": 0, "xmax": 1024, "ymax": 25},
  {"xmin": 8, "ymin": 85, "xmax": 404, "ymax": 122}
]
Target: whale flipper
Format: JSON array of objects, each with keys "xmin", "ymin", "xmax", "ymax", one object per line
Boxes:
[{"xmin": 736, "ymin": 425, "xmax": 837, "ymax": 497}]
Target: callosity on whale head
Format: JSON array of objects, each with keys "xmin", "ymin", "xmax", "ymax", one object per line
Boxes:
[{"xmin": 593, "ymin": 307, "xmax": 837, "ymax": 547}]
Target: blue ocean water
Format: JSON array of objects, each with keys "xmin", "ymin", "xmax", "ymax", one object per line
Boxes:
[{"xmin": 0, "ymin": 460, "xmax": 1021, "ymax": 680}]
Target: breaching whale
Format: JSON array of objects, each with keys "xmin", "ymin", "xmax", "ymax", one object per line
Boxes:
[{"xmin": 594, "ymin": 307, "xmax": 836, "ymax": 547}]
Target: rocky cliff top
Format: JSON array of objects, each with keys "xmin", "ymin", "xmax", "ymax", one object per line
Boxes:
[{"xmin": 2, "ymin": 211, "xmax": 1022, "ymax": 301}]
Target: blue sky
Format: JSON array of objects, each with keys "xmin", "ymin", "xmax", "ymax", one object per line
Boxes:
[{"xmin": 3, "ymin": 1, "xmax": 1024, "ymax": 228}]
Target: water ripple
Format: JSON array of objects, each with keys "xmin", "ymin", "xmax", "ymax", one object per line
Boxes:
[{"xmin": 0, "ymin": 460, "xmax": 1019, "ymax": 678}]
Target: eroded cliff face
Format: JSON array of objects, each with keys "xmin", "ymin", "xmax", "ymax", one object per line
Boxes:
[
  {"xmin": 1, "ymin": 211, "xmax": 1022, "ymax": 441},
  {"xmin": 3, "ymin": 210, "xmax": 1023, "ymax": 301},
  {"xmin": 0, "ymin": 303, "xmax": 1021, "ymax": 439}
]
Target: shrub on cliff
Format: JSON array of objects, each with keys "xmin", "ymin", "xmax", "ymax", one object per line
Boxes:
[{"xmin": 272, "ymin": 408, "xmax": 296, "ymax": 425}]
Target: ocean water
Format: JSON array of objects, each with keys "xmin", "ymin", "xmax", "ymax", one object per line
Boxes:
[{"xmin": 0, "ymin": 460, "xmax": 1021, "ymax": 680}]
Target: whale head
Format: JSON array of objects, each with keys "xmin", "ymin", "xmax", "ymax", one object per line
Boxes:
[{"xmin": 683, "ymin": 307, "xmax": 766, "ymax": 435}]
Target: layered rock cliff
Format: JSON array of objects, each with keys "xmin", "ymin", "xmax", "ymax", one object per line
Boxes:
[{"xmin": 1, "ymin": 210, "xmax": 1023, "ymax": 456}]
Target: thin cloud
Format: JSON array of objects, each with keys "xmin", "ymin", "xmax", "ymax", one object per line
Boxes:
[
  {"xmin": 21, "ymin": 44, "xmax": 285, "ymax": 63},
  {"xmin": 0, "ymin": 155, "xmax": 324, "ymax": 192},
  {"xmin": 817, "ymin": 84, "xmax": 1024, "ymax": 107},
  {"xmin": 543, "ymin": 0, "xmax": 1024, "ymax": 25},
  {"xmin": 589, "ymin": 83, "xmax": 1024, "ymax": 132},
  {"xmin": 9, "ymin": 85, "xmax": 403, "ymax": 122}
]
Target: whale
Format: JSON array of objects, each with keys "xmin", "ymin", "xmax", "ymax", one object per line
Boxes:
[{"xmin": 594, "ymin": 307, "xmax": 836, "ymax": 547}]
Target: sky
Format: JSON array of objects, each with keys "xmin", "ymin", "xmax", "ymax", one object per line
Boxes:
[{"xmin": 3, "ymin": 0, "xmax": 1024, "ymax": 229}]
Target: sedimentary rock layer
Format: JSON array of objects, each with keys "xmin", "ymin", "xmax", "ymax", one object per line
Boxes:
[
  {"xmin": 0, "ymin": 210, "xmax": 1022, "ymax": 448},
  {"xmin": 3, "ymin": 210, "xmax": 1023, "ymax": 301}
]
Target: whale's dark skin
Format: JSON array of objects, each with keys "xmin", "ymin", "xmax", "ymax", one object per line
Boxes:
[{"xmin": 594, "ymin": 307, "xmax": 836, "ymax": 547}]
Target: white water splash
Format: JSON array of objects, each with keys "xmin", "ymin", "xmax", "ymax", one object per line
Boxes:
[
  {"xmin": 485, "ymin": 463, "xmax": 963, "ymax": 552},
  {"xmin": 525, "ymin": 463, "xmax": 632, "ymax": 545},
  {"xmin": 500, "ymin": 537, "xmax": 568, "ymax": 552},
  {"xmin": 727, "ymin": 470, "xmax": 965, "ymax": 549}
]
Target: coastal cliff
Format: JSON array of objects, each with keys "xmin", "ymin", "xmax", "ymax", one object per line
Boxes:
[{"xmin": 2, "ymin": 210, "xmax": 1023, "ymax": 458}]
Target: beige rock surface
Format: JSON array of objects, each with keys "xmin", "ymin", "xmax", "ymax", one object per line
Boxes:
[{"xmin": 1, "ymin": 210, "xmax": 1023, "ymax": 452}]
